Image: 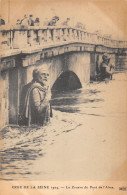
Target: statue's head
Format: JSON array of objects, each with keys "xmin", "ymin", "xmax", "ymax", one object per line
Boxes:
[
  {"xmin": 29, "ymin": 14, "xmax": 33, "ymax": 19},
  {"xmin": 33, "ymin": 67, "xmax": 49, "ymax": 87}
]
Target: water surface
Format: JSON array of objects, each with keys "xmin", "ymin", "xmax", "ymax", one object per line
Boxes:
[{"xmin": 0, "ymin": 59, "xmax": 127, "ymax": 181}]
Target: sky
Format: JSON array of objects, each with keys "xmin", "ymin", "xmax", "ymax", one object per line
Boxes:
[{"xmin": 0, "ymin": 0, "xmax": 127, "ymax": 40}]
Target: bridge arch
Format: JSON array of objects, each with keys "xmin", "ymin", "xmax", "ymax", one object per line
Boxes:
[{"xmin": 51, "ymin": 70, "xmax": 82, "ymax": 92}]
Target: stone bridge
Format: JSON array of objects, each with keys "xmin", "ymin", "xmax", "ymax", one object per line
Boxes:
[{"xmin": 0, "ymin": 26, "xmax": 127, "ymax": 128}]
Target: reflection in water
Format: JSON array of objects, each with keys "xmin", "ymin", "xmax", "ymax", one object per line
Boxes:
[
  {"xmin": 0, "ymin": 59, "xmax": 127, "ymax": 180},
  {"xmin": 51, "ymin": 89, "xmax": 103, "ymax": 113}
]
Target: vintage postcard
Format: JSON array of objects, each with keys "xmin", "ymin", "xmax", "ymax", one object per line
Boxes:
[{"xmin": 0, "ymin": 0, "xmax": 127, "ymax": 194}]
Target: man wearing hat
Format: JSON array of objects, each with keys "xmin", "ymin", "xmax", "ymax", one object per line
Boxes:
[
  {"xmin": 48, "ymin": 16, "xmax": 59, "ymax": 26},
  {"xmin": 19, "ymin": 67, "xmax": 52, "ymax": 126},
  {"xmin": 100, "ymin": 53, "xmax": 113, "ymax": 81},
  {"xmin": 28, "ymin": 14, "xmax": 34, "ymax": 26},
  {"xmin": 20, "ymin": 15, "xmax": 29, "ymax": 26}
]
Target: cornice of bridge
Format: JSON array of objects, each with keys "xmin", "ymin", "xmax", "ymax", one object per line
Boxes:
[
  {"xmin": 0, "ymin": 42, "xmax": 126, "ymax": 72},
  {"xmin": 0, "ymin": 25, "xmax": 87, "ymax": 31},
  {"xmin": 0, "ymin": 42, "xmax": 120, "ymax": 59}
]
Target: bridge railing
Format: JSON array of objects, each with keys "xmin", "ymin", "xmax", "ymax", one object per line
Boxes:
[{"xmin": 0, "ymin": 26, "xmax": 127, "ymax": 55}]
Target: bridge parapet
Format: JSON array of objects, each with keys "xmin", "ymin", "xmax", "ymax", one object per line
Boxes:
[{"xmin": 0, "ymin": 26, "xmax": 127, "ymax": 57}]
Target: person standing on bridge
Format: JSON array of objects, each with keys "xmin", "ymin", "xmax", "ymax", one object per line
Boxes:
[
  {"xmin": 28, "ymin": 14, "xmax": 34, "ymax": 26},
  {"xmin": 19, "ymin": 67, "xmax": 52, "ymax": 126},
  {"xmin": 0, "ymin": 15, "xmax": 5, "ymax": 26}
]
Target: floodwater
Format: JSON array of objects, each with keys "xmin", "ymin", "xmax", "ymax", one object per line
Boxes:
[{"xmin": 0, "ymin": 62, "xmax": 127, "ymax": 181}]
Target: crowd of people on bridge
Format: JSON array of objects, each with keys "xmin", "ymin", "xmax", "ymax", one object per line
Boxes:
[
  {"xmin": 16, "ymin": 14, "xmax": 40, "ymax": 27},
  {"xmin": 0, "ymin": 14, "xmax": 87, "ymax": 30},
  {"xmin": 16, "ymin": 15, "xmax": 72, "ymax": 28}
]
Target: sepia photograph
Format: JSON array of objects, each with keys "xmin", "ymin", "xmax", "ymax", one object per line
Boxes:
[{"xmin": 0, "ymin": 0, "xmax": 127, "ymax": 194}]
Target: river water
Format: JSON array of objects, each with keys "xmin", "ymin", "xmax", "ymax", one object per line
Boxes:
[{"xmin": 0, "ymin": 61, "xmax": 127, "ymax": 181}]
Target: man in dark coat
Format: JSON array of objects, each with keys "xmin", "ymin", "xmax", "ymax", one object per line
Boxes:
[
  {"xmin": 48, "ymin": 16, "xmax": 59, "ymax": 26},
  {"xmin": 0, "ymin": 16, "xmax": 5, "ymax": 26},
  {"xmin": 19, "ymin": 67, "xmax": 52, "ymax": 126}
]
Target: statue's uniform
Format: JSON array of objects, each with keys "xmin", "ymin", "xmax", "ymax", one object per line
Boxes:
[
  {"xmin": 19, "ymin": 82, "xmax": 51, "ymax": 126},
  {"xmin": 100, "ymin": 62, "xmax": 112, "ymax": 80}
]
